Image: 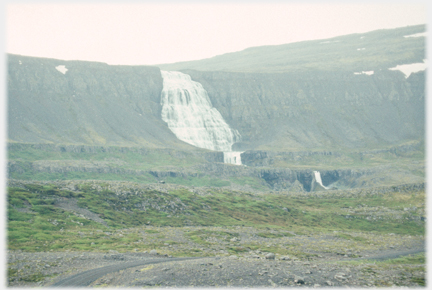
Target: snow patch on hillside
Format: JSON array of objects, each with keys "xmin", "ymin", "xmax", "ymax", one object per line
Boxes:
[
  {"xmin": 404, "ymin": 32, "xmax": 426, "ymax": 38},
  {"xmin": 320, "ymin": 40, "xmax": 340, "ymax": 44},
  {"xmin": 389, "ymin": 60, "xmax": 427, "ymax": 78},
  {"xmin": 55, "ymin": 65, "xmax": 68, "ymax": 74},
  {"xmin": 354, "ymin": 71, "xmax": 374, "ymax": 75}
]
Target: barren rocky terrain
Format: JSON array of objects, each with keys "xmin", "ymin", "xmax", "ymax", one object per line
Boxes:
[
  {"xmin": 8, "ymin": 241, "xmax": 425, "ymax": 288},
  {"xmin": 8, "ymin": 221, "xmax": 425, "ymax": 288},
  {"xmin": 7, "ymin": 179, "xmax": 426, "ymax": 287}
]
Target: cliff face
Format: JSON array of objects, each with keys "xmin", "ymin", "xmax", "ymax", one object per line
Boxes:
[
  {"xmin": 8, "ymin": 54, "xmax": 424, "ymax": 152},
  {"xmin": 8, "ymin": 54, "xmax": 193, "ymax": 149},
  {"xmin": 8, "ymin": 144, "xmax": 424, "ymax": 192},
  {"xmin": 184, "ymin": 69, "xmax": 424, "ymax": 151},
  {"xmin": 7, "ymin": 27, "xmax": 425, "ymax": 191}
]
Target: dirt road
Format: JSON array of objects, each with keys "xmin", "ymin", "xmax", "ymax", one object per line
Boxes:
[
  {"xmin": 51, "ymin": 257, "xmax": 200, "ymax": 287},
  {"xmin": 49, "ymin": 246, "xmax": 425, "ymax": 287}
]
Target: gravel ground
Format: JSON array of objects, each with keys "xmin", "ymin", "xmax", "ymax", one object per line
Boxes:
[
  {"xmin": 8, "ymin": 244, "xmax": 425, "ymax": 288},
  {"xmin": 103, "ymin": 255, "xmax": 424, "ymax": 288}
]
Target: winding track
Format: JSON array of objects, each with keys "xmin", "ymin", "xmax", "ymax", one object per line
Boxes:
[
  {"xmin": 351, "ymin": 247, "xmax": 425, "ymax": 261},
  {"xmin": 51, "ymin": 246, "xmax": 424, "ymax": 287},
  {"xmin": 51, "ymin": 257, "xmax": 202, "ymax": 287}
]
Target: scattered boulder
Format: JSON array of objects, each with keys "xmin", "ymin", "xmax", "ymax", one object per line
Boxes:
[
  {"xmin": 268, "ymin": 279, "xmax": 277, "ymax": 287},
  {"xmin": 149, "ymin": 249, "xmax": 158, "ymax": 255},
  {"xmin": 334, "ymin": 273, "xmax": 347, "ymax": 281},
  {"xmin": 265, "ymin": 253, "xmax": 275, "ymax": 260},
  {"xmin": 294, "ymin": 275, "xmax": 305, "ymax": 284}
]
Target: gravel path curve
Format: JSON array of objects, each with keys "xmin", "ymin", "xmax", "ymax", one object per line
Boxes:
[
  {"xmin": 352, "ymin": 246, "xmax": 425, "ymax": 261},
  {"xmin": 51, "ymin": 257, "xmax": 202, "ymax": 287},
  {"xmin": 51, "ymin": 246, "xmax": 425, "ymax": 287}
]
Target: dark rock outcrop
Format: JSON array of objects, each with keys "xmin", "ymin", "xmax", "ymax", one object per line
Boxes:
[
  {"xmin": 8, "ymin": 52, "xmax": 424, "ymax": 152},
  {"xmin": 7, "ymin": 54, "xmax": 191, "ymax": 149},
  {"xmin": 184, "ymin": 69, "xmax": 424, "ymax": 150}
]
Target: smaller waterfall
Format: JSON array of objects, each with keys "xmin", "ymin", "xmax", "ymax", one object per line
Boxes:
[
  {"xmin": 224, "ymin": 151, "xmax": 243, "ymax": 165},
  {"xmin": 313, "ymin": 171, "xmax": 329, "ymax": 189}
]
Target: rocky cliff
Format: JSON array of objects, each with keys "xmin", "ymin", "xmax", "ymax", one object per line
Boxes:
[
  {"xmin": 8, "ymin": 54, "xmax": 193, "ymax": 149},
  {"xmin": 7, "ymin": 26, "xmax": 425, "ymax": 193},
  {"xmin": 7, "ymin": 143, "xmax": 424, "ymax": 192},
  {"xmin": 8, "ymin": 36, "xmax": 424, "ymax": 152},
  {"xmin": 184, "ymin": 69, "xmax": 424, "ymax": 151}
]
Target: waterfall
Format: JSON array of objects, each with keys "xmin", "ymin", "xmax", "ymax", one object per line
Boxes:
[
  {"xmin": 313, "ymin": 171, "xmax": 329, "ymax": 189},
  {"xmin": 160, "ymin": 70, "xmax": 242, "ymax": 164},
  {"xmin": 223, "ymin": 151, "xmax": 243, "ymax": 165}
]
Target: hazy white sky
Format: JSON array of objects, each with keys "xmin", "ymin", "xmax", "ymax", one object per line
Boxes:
[{"xmin": 6, "ymin": 2, "xmax": 428, "ymax": 65}]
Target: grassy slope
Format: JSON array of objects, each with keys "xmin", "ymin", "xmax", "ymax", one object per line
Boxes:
[
  {"xmin": 8, "ymin": 146, "xmax": 206, "ymax": 170},
  {"xmin": 8, "ymin": 145, "xmax": 271, "ymax": 191},
  {"xmin": 7, "ymin": 182, "xmax": 425, "ymax": 253},
  {"xmin": 255, "ymin": 141, "xmax": 425, "ymax": 169},
  {"xmin": 8, "ymin": 142, "xmax": 425, "ymax": 190},
  {"xmin": 158, "ymin": 25, "xmax": 425, "ymax": 73}
]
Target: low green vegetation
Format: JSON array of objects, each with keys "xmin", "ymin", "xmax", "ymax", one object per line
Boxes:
[
  {"xmin": 269, "ymin": 142, "xmax": 424, "ymax": 172},
  {"xmin": 257, "ymin": 232, "xmax": 294, "ymax": 238},
  {"xmin": 383, "ymin": 253, "xmax": 425, "ymax": 265},
  {"xmin": 8, "ymin": 141, "xmax": 424, "ymax": 192},
  {"xmin": 185, "ymin": 229, "xmax": 239, "ymax": 245},
  {"xmin": 8, "ymin": 145, "xmax": 207, "ymax": 170},
  {"xmin": 335, "ymin": 233, "xmax": 368, "ymax": 243},
  {"xmin": 338, "ymin": 253, "xmax": 425, "ymax": 267},
  {"xmin": 339, "ymin": 253, "xmax": 426, "ymax": 286},
  {"xmin": 11, "ymin": 271, "xmax": 46, "ymax": 283},
  {"xmin": 229, "ymin": 176, "xmax": 269, "ymax": 191},
  {"xmin": 164, "ymin": 176, "xmax": 230, "ymax": 187},
  {"xmin": 7, "ymin": 181, "xmax": 425, "ymax": 253},
  {"xmin": 8, "ymin": 145, "xmax": 256, "ymax": 189},
  {"xmin": 8, "ymin": 167, "xmax": 158, "ymax": 184}
]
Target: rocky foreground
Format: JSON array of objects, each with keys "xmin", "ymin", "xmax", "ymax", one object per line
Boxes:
[{"xmin": 8, "ymin": 234, "xmax": 425, "ymax": 288}]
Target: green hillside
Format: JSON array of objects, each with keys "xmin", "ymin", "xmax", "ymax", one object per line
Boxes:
[
  {"xmin": 7, "ymin": 180, "xmax": 425, "ymax": 253},
  {"xmin": 158, "ymin": 25, "xmax": 425, "ymax": 73},
  {"xmin": 7, "ymin": 24, "xmax": 425, "ymax": 188}
]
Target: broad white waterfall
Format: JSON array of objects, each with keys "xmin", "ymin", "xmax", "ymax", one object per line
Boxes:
[
  {"xmin": 313, "ymin": 171, "xmax": 329, "ymax": 189},
  {"xmin": 160, "ymin": 71, "xmax": 242, "ymax": 164}
]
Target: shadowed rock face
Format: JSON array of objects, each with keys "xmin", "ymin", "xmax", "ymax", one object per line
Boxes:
[
  {"xmin": 8, "ymin": 53, "xmax": 424, "ymax": 152},
  {"xmin": 183, "ymin": 69, "xmax": 425, "ymax": 151},
  {"xmin": 320, "ymin": 171, "xmax": 340, "ymax": 186},
  {"xmin": 7, "ymin": 54, "xmax": 193, "ymax": 149}
]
